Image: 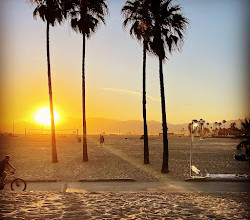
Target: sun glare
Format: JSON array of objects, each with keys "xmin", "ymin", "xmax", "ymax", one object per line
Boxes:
[{"xmin": 34, "ymin": 107, "xmax": 59, "ymax": 126}]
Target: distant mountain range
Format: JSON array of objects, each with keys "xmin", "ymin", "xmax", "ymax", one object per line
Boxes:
[
  {"xmin": 0, "ymin": 117, "xmax": 244, "ymax": 135},
  {"xmin": 83, "ymin": 118, "xmax": 243, "ymax": 135}
]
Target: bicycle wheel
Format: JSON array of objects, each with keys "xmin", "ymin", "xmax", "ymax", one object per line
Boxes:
[{"xmin": 11, "ymin": 178, "xmax": 26, "ymax": 191}]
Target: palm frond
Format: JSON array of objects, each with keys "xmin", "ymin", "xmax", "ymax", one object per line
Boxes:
[
  {"xmin": 67, "ymin": 0, "xmax": 108, "ymax": 38},
  {"xmin": 31, "ymin": 0, "xmax": 64, "ymax": 26},
  {"xmin": 150, "ymin": 0, "xmax": 188, "ymax": 60},
  {"xmin": 122, "ymin": 0, "xmax": 153, "ymax": 49}
]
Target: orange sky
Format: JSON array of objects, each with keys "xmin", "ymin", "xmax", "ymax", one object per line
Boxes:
[{"xmin": 0, "ymin": 0, "xmax": 249, "ymax": 133}]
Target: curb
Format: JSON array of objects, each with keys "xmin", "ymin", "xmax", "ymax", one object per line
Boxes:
[
  {"xmin": 25, "ymin": 180, "xmax": 58, "ymax": 183},
  {"xmin": 79, "ymin": 179, "xmax": 135, "ymax": 182},
  {"xmin": 185, "ymin": 178, "xmax": 250, "ymax": 182}
]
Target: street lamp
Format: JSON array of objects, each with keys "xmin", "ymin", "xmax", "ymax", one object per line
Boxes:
[{"xmin": 190, "ymin": 119, "xmax": 199, "ymax": 177}]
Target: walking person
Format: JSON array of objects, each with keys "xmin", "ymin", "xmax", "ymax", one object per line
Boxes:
[{"xmin": 99, "ymin": 134, "xmax": 105, "ymax": 147}]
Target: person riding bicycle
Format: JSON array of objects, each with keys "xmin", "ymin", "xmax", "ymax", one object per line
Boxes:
[{"xmin": 0, "ymin": 155, "xmax": 16, "ymax": 186}]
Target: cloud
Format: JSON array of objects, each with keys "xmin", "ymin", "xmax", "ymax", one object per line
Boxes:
[{"xmin": 103, "ymin": 88, "xmax": 160, "ymax": 102}]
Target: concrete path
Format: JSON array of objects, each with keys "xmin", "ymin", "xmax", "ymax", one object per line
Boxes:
[{"xmin": 2, "ymin": 181, "xmax": 250, "ymax": 193}]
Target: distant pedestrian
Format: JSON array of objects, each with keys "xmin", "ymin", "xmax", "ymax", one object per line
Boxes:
[{"xmin": 99, "ymin": 135, "xmax": 105, "ymax": 147}]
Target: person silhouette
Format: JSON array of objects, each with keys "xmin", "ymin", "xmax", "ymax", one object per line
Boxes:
[
  {"xmin": 99, "ymin": 135, "xmax": 105, "ymax": 147},
  {"xmin": 0, "ymin": 155, "xmax": 16, "ymax": 186}
]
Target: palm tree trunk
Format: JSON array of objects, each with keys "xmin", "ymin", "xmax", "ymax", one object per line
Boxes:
[
  {"xmin": 46, "ymin": 21, "xmax": 58, "ymax": 163},
  {"xmin": 142, "ymin": 40, "xmax": 149, "ymax": 164},
  {"xmin": 82, "ymin": 34, "xmax": 88, "ymax": 162},
  {"xmin": 159, "ymin": 58, "xmax": 169, "ymax": 173}
]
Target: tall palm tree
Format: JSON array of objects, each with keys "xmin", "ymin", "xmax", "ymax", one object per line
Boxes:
[
  {"xmin": 149, "ymin": 0, "xmax": 188, "ymax": 173},
  {"xmin": 122, "ymin": 0, "xmax": 152, "ymax": 164},
  {"xmin": 30, "ymin": 0, "xmax": 63, "ymax": 163},
  {"xmin": 67, "ymin": 0, "xmax": 108, "ymax": 161}
]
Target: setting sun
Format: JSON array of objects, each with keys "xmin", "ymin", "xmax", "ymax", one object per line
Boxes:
[{"xmin": 34, "ymin": 107, "xmax": 59, "ymax": 126}]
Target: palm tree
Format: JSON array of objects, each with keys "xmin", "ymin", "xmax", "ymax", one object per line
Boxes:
[
  {"xmin": 214, "ymin": 121, "xmax": 218, "ymax": 133},
  {"xmin": 30, "ymin": 0, "xmax": 63, "ymax": 163},
  {"xmin": 217, "ymin": 122, "xmax": 222, "ymax": 136},
  {"xmin": 206, "ymin": 122, "xmax": 210, "ymax": 136},
  {"xmin": 214, "ymin": 122, "xmax": 217, "ymax": 128},
  {"xmin": 222, "ymin": 119, "xmax": 226, "ymax": 136},
  {"xmin": 218, "ymin": 122, "xmax": 222, "ymax": 129},
  {"xmin": 214, "ymin": 122, "xmax": 218, "ymax": 136},
  {"xmin": 199, "ymin": 119, "xmax": 205, "ymax": 138},
  {"xmin": 122, "ymin": 0, "xmax": 152, "ymax": 164},
  {"xmin": 230, "ymin": 122, "xmax": 237, "ymax": 130},
  {"xmin": 149, "ymin": 0, "xmax": 188, "ymax": 173},
  {"xmin": 67, "ymin": 0, "xmax": 108, "ymax": 161}
]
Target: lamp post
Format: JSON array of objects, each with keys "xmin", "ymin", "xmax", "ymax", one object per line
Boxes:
[{"xmin": 190, "ymin": 119, "xmax": 198, "ymax": 177}]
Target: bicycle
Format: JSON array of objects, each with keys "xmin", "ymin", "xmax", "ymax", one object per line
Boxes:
[{"xmin": 0, "ymin": 172, "xmax": 26, "ymax": 191}]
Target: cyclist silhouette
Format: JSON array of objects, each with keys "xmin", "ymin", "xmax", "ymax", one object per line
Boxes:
[{"xmin": 0, "ymin": 155, "xmax": 16, "ymax": 186}]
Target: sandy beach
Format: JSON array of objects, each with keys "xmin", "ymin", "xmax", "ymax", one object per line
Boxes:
[
  {"xmin": 0, "ymin": 191, "xmax": 249, "ymax": 219},
  {"xmin": 0, "ymin": 135, "xmax": 249, "ymax": 182},
  {"xmin": 1, "ymin": 0, "xmax": 249, "ymax": 219},
  {"xmin": 0, "ymin": 135, "xmax": 249, "ymax": 219}
]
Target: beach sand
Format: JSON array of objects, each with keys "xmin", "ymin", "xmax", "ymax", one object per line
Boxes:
[
  {"xmin": 0, "ymin": 135, "xmax": 249, "ymax": 182},
  {"xmin": 0, "ymin": 191, "xmax": 249, "ymax": 219},
  {"xmin": 0, "ymin": 135, "xmax": 249, "ymax": 219}
]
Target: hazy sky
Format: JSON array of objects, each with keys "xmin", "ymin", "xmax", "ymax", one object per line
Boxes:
[{"xmin": 0, "ymin": 0, "xmax": 249, "ymax": 129}]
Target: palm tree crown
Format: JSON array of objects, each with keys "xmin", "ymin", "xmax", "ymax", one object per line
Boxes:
[
  {"xmin": 32, "ymin": 0, "xmax": 63, "ymax": 25},
  {"xmin": 68, "ymin": 0, "xmax": 108, "ymax": 37},
  {"xmin": 122, "ymin": 0, "xmax": 152, "ymax": 46},
  {"xmin": 149, "ymin": 0, "xmax": 189, "ymax": 60}
]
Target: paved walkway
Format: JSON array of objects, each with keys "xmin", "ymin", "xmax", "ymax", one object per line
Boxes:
[
  {"xmin": 1, "ymin": 181, "xmax": 249, "ymax": 219},
  {"xmin": 2, "ymin": 181, "xmax": 250, "ymax": 193}
]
